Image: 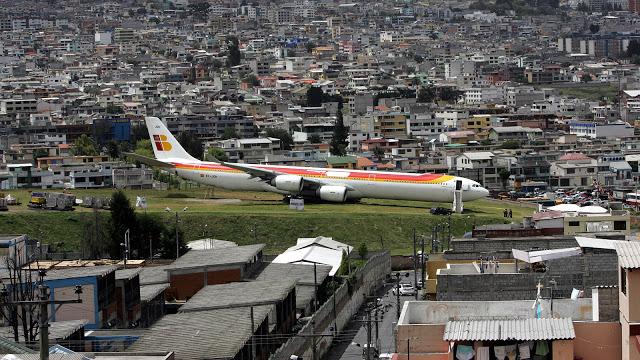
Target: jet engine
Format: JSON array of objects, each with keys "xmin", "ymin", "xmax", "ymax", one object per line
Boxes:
[
  {"xmin": 272, "ymin": 175, "xmax": 304, "ymax": 192},
  {"xmin": 317, "ymin": 186, "xmax": 348, "ymax": 202}
]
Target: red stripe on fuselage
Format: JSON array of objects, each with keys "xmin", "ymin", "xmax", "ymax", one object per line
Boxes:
[{"xmin": 173, "ymin": 162, "xmax": 452, "ymax": 183}]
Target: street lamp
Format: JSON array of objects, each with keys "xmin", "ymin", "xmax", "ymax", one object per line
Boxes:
[{"xmin": 166, "ymin": 207, "xmax": 188, "ymax": 260}]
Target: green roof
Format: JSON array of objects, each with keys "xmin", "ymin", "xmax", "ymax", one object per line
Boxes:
[{"xmin": 326, "ymin": 156, "xmax": 357, "ymax": 165}]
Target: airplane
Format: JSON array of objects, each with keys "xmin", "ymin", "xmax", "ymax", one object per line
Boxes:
[{"xmin": 135, "ymin": 117, "xmax": 489, "ymax": 204}]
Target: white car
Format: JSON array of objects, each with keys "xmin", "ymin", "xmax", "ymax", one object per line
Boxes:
[{"xmin": 393, "ymin": 283, "xmax": 416, "ymax": 296}]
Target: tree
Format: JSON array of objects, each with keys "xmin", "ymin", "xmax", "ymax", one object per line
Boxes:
[
  {"xmin": 107, "ymin": 140, "xmax": 120, "ymax": 159},
  {"xmin": 226, "ymin": 36, "xmax": 241, "ymax": 67},
  {"xmin": 222, "ymin": 127, "xmax": 238, "ymax": 140},
  {"xmin": 305, "ymin": 41, "xmax": 315, "ymax": 54},
  {"xmin": 109, "ymin": 191, "xmax": 137, "ymax": 259},
  {"xmin": 373, "ymin": 147, "xmax": 385, "ymax": 162},
  {"xmin": 72, "ymin": 134, "xmax": 98, "ymax": 156},
  {"xmin": 188, "ymin": 1, "xmax": 210, "ymax": 20},
  {"xmin": 82, "ymin": 206, "xmax": 110, "ymax": 259},
  {"xmin": 581, "ymin": 73, "xmax": 592, "ymax": 83},
  {"xmin": 438, "ymin": 87, "xmax": 462, "ymax": 103},
  {"xmin": 308, "ymin": 133, "xmax": 322, "ymax": 144},
  {"xmin": 417, "ymin": 86, "xmax": 436, "ymax": 103},
  {"xmin": 589, "ymin": 23, "xmax": 600, "ymax": 33},
  {"xmin": 500, "ymin": 140, "xmax": 521, "ymax": 149},
  {"xmin": 177, "ymin": 132, "xmax": 203, "ymax": 160},
  {"xmin": 159, "ymin": 223, "xmax": 187, "ymax": 259},
  {"xmin": 206, "ymin": 147, "xmax": 228, "ymax": 162},
  {"xmin": 1, "ymin": 249, "xmax": 40, "ymax": 344},
  {"xmin": 627, "ymin": 40, "xmax": 640, "ymax": 58},
  {"xmin": 330, "ymin": 107, "xmax": 349, "ymax": 156},
  {"xmin": 306, "ymin": 86, "xmax": 324, "ymax": 107},
  {"xmin": 243, "ymin": 74, "xmax": 260, "ymax": 86},
  {"xmin": 357, "ymin": 242, "xmax": 368, "ymax": 260},
  {"xmin": 105, "ymin": 104, "xmax": 123, "ymax": 114},
  {"xmin": 338, "ymin": 249, "xmax": 350, "ymax": 276},
  {"xmin": 32, "ymin": 148, "xmax": 49, "ymax": 160},
  {"xmin": 136, "ymin": 213, "xmax": 167, "ymax": 259},
  {"xmin": 266, "ymin": 128, "xmax": 294, "ymax": 150},
  {"xmin": 134, "ymin": 139, "xmax": 154, "ymax": 158},
  {"xmin": 498, "ymin": 168, "xmax": 511, "ymax": 190},
  {"xmin": 480, "ymin": 139, "xmax": 493, "ymax": 146}
]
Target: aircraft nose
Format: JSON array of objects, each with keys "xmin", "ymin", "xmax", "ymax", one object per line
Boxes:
[{"xmin": 479, "ymin": 186, "xmax": 490, "ymax": 198}]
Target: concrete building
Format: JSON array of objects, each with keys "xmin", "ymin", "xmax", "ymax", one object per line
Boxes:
[
  {"xmin": 396, "ymin": 300, "xmax": 605, "ymax": 360},
  {"xmin": 569, "ymin": 121, "xmax": 635, "ymax": 139},
  {"xmin": 488, "ymin": 126, "xmax": 543, "ymax": 142},
  {"xmin": 142, "ymin": 244, "xmax": 265, "ymax": 300},
  {"xmin": 43, "ymin": 266, "xmax": 118, "ymax": 329}
]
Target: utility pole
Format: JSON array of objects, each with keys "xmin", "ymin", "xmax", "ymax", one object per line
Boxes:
[
  {"xmin": 395, "ymin": 273, "xmax": 401, "ymax": 320},
  {"xmin": 374, "ymin": 307, "xmax": 379, "ymax": 351},
  {"xmin": 421, "ymin": 237, "xmax": 426, "ymax": 293},
  {"xmin": 175, "ymin": 211, "xmax": 179, "ymax": 260},
  {"xmin": 412, "ymin": 229, "xmax": 418, "ymax": 300},
  {"xmin": 448, "ymin": 214, "xmax": 452, "ymax": 250},
  {"xmin": 38, "ymin": 284, "xmax": 49, "ymax": 360},
  {"xmin": 250, "ymin": 306, "xmax": 256, "ymax": 360},
  {"xmin": 366, "ymin": 309, "xmax": 372, "ymax": 360},
  {"xmin": 312, "ymin": 262, "xmax": 318, "ymax": 360}
]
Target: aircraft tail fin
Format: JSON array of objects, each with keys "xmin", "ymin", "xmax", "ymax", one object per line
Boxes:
[{"xmin": 144, "ymin": 117, "xmax": 199, "ymax": 162}]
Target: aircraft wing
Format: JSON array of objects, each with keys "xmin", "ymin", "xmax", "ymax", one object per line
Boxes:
[
  {"xmin": 124, "ymin": 153, "xmax": 175, "ymax": 168},
  {"xmin": 219, "ymin": 161, "xmax": 335, "ymax": 189}
]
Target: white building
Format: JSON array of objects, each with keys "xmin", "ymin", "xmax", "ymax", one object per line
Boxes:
[{"xmin": 569, "ymin": 121, "xmax": 634, "ymax": 139}]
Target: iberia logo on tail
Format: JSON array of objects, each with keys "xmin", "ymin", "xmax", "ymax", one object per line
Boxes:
[{"xmin": 153, "ymin": 135, "xmax": 172, "ymax": 151}]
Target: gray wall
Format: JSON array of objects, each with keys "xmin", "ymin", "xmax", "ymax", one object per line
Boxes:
[{"xmin": 437, "ymin": 236, "xmax": 619, "ymax": 301}]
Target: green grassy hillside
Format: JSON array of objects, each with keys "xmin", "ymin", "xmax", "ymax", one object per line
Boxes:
[{"xmin": 0, "ymin": 188, "xmax": 533, "ymax": 255}]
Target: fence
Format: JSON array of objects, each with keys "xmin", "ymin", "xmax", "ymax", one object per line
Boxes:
[{"xmin": 269, "ymin": 251, "xmax": 391, "ymax": 360}]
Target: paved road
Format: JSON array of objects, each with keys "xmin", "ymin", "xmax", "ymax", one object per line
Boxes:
[{"xmin": 324, "ymin": 271, "xmax": 418, "ymax": 360}]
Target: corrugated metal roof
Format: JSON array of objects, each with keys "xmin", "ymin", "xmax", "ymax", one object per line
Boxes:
[
  {"xmin": 443, "ymin": 318, "xmax": 575, "ymax": 341},
  {"xmin": 128, "ymin": 307, "xmax": 270, "ymax": 360},
  {"xmin": 179, "ymin": 279, "xmax": 296, "ymax": 312},
  {"xmin": 138, "ymin": 266, "xmax": 170, "ymax": 286},
  {"xmin": 615, "ymin": 241, "xmax": 640, "ymax": 269},
  {"xmin": 115, "ymin": 268, "xmax": 142, "ymax": 281},
  {"xmin": 0, "ymin": 320, "xmax": 87, "ymax": 342},
  {"xmin": 45, "ymin": 265, "xmax": 117, "ymax": 281},
  {"xmin": 140, "ymin": 283, "xmax": 170, "ymax": 302},
  {"xmin": 169, "ymin": 244, "xmax": 265, "ymax": 271},
  {"xmin": 256, "ymin": 262, "xmax": 331, "ymax": 286}
]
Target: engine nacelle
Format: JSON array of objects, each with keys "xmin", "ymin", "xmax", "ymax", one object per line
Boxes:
[
  {"xmin": 317, "ymin": 185, "xmax": 348, "ymax": 202},
  {"xmin": 272, "ymin": 175, "xmax": 304, "ymax": 193}
]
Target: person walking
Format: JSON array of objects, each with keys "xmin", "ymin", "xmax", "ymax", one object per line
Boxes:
[
  {"xmin": 508, "ymin": 209, "xmax": 513, "ymax": 218},
  {"xmin": 503, "ymin": 208, "xmax": 508, "ymax": 218}
]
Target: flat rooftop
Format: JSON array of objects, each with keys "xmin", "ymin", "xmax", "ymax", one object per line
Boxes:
[{"xmin": 399, "ymin": 300, "xmax": 592, "ymax": 325}]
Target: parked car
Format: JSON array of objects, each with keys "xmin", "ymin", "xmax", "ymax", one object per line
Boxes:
[
  {"xmin": 393, "ymin": 283, "xmax": 416, "ymax": 296},
  {"xmin": 430, "ymin": 207, "xmax": 452, "ymax": 215}
]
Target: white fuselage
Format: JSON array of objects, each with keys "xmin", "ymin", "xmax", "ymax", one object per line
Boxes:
[{"xmin": 169, "ymin": 160, "xmax": 489, "ymax": 202}]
